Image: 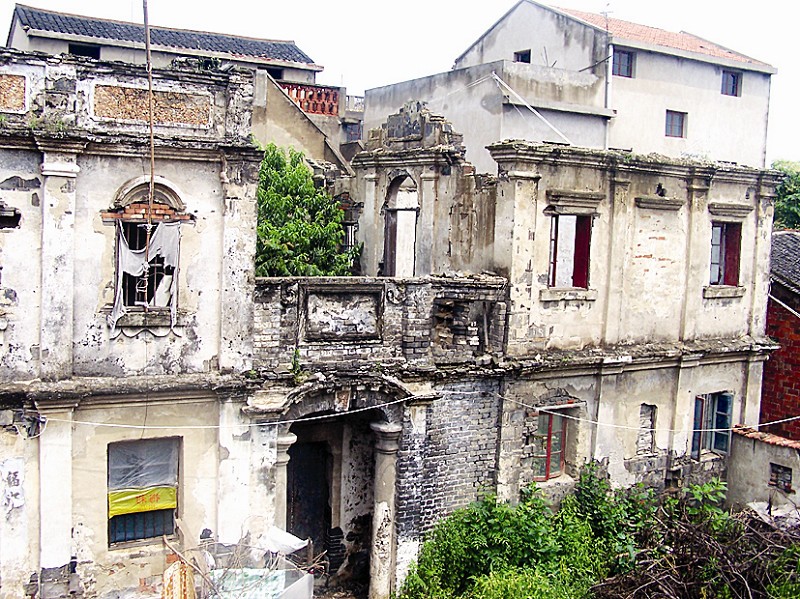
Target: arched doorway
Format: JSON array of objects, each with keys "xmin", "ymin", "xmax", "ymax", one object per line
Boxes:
[
  {"xmin": 382, "ymin": 174, "xmax": 418, "ymax": 277},
  {"xmin": 274, "ymin": 377, "xmax": 407, "ymax": 599}
]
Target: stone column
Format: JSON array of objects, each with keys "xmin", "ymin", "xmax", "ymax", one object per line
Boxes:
[
  {"xmin": 38, "ymin": 144, "xmax": 83, "ymax": 380},
  {"xmin": 494, "ymin": 169, "xmax": 541, "ymax": 356},
  {"xmin": 37, "ymin": 403, "xmax": 76, "ymax": 596},
  {"xmin": 369, "ymin": 421, "xmax": 402, "ymax": 599},
  {"xmin": 219, "ymin": 151, "xmax": 260, "ymax": 372},
  {"xmin": 601, "ymin": 176, "xmax": 631, "ymax": 345},
  {"xmin": 361, "ymin": 173, "xmax": 380, "ymax": 275},
  {"xmin": 416, "ymin": 172, "xmax": 437, "ymax": 276},
  {"xmin": 679, "ymin": 174, "xmax": 712, "ymax": 341},
  {"xmin": 273, "ymin": 430, "xmax": 297, "ymax": 530}
]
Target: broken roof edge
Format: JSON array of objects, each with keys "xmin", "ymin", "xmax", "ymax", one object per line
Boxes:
[
  {"xmin": 486, "ymin": 140, "xmax": 784, "ymax": 182},
  {"xmin": 733, "ymin": 425, "xmax": 800, "ymax": 451},
  {"xmin": 8, "ymin": 3, "xmax": 321, "ymax": 68}
]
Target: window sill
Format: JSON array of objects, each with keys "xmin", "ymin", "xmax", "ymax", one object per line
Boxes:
[
  {"xmin": 703, "ymin": 285, "xmax": 745, "ymax": 299},
  {"xmin": 108, "ymin": 534, "xmax": 178, "ymax": 551},
  {"xmin": 114, "ymin": 310, "xmax": 175, "ymax": 328},
  {"xmin": 692, "ymin": 450, "xmax": 727, "ymax": 463},
  {"xmin": 540, "ymin": 288, "xmax": 598, "ymax": 302}
]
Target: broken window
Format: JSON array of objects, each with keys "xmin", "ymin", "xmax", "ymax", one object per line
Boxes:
[
  {"xmin": 769, "ymin": 463, "xmax": 793, "ymax": 493},
  {"xmin": 107, "ymin": 438, "xmax": 179, "ymax": 545},
  {"xmin": 0, "ymin": 202, "xmax": 21, "ymax": 229},
  {"xmin": 612, "ymin": 49, "xmax": 635, "ymax": 78},
  {"xmin": 637, "ymin": 404, "xmax": 656, "ymax": 455},
  {"xmin": 382, "ymin": 175, "xmax": 418, "ymax": 277},
  {"xmin": 527, "ymin": 412, "xmax": 566, "ymax": 481},
  {"xmin": 691, "ymin": 392, "xmax": 733, "ymax": 460},
  {"xmin": 514, "ymin": 49, "xmax": 531, "ymax": 64},
  {"xmin": 548, "ymin": 214, "xmax": 591, "ymax": 288},
  {"xmin": 102, "ymin": 182, "xmax": 192, "ymax": 329},
  {"xmin": 709, "ymin": 222, "xmax": 741, "ymax": 286},
  {"xmin": 68, "ymin": 43, "xmax": 100, "ymax": 59}
]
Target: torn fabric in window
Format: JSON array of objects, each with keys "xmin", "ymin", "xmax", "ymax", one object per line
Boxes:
[{"xmin": 109, "ymin": 220, "xmax": 181, "ymax": 331}]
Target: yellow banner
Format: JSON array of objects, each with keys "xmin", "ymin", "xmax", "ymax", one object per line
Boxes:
[{"xmin": 108, "ymin": 486, "xmax": 177, "ymax": 518}]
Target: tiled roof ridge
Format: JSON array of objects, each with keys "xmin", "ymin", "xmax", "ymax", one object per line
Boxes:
[
  {"xmin": 13, "ymin": 3, "xmax": 315, "ymax": 65},
  {"xmin": 16, "ymin": 4, "xmax": 298, "ymax": 46},
  {"xmin": 555, "ymin": 5, "xmax": 770, "ymax": 68},
  {"xmin": 771, "ymin": 230, "xmax": 800, "ymax": 289},
  {"xmin": 734, "ymin": 425, "xmax": 800, "ymax": 450}
]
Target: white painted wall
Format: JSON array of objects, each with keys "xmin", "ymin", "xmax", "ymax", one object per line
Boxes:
[{"xmin": 609, "ymin": 48, "xmax": 771, "ymax": 167}]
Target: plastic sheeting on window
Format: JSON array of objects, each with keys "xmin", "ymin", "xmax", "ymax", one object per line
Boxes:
[
  {"xmin": 108, "ymin": 438, "xmax": 179, "ymax": 489},
  {"xmin": 107, "ymin": 438, "xmax": 178, "ymax": 516},
  {"xmin": 108, "ymin": 220, "xmax": 181, "ymax": 331}
]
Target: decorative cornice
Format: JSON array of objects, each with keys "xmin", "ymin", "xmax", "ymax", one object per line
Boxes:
[
  {"xmin": 635, "ymin": 196, "xmax": 684, "ymax": 211},
  {"xmin": 545, "ymin": 189, "xmax": 604, "ymax": 214},
  {"xmin": 707, "ymin": 202, "xmax": 754, "ymax": 218}
]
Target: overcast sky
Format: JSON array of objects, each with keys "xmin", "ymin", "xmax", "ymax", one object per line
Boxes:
[{"xmin": 2, "ymin": 0, "xmax": 796, "ymax": 163}]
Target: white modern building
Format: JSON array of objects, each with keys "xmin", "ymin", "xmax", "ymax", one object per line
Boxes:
[{"xmin": 365, "ymin": 0, "xmax": 775, "ymax": 172}]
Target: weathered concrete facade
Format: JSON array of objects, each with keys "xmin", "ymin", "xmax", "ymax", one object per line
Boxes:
[
  {"xmin": 0, "ymin": 48, "xmax": 782, "ymax": 599},
  {"xmin": 0, "ymin": 49, "xmax": 262, "ymax": 598}
]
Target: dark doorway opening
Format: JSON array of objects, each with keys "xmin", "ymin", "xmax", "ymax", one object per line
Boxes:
[{"xmin": 287, "ymin": 441, "xmax": 332, "ymax": 551}]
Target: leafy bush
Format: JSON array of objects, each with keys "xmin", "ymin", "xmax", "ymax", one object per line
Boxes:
[
  {"xmin": 773, "ymin": 160, "xmax": 800, "ymax": 230},
  {"xmin": 255, "ymin": 143, "xmax": 359, "ymax": 276}
]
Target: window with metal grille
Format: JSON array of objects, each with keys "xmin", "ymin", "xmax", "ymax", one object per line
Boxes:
[
  {"xmin": 721, "ymin": 70, "xmax": 741, "ymax": 97},
  {"xmin": 529, "ymin": 412, "xmax": 566, "ymax": 481},
  {"xmin": 612, "ymin": 50, "xmax": 634, "ymax": 77},
  {"xmin": 121, "ymin": 221, "xmax": 174, "ymax": 308},
  {"xmin": 109, "ymin": 509, "xmax": 175, "ymax": 544},
  {"xmin": 665, "ymin": 110, "xmax": 687, "ymax": 138},
  {"xmin": 548, "ymin": 214, "xmax": 591, "ymax": 288},
  {"xmin": 709, "ymin": 222, "xmax": 741, "ymax": 286},
  {"xmin": 691, "ymin": 393, "xmax": 733, "ymax": 460},
  {"xmin": 107, "ymin": 438, "xmax": 179, "ymax": 545}
]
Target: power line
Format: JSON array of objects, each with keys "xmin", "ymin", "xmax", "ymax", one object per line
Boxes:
[{"xmin": 38, "ymin": 389, "xmax": 800, "ymax": 436}]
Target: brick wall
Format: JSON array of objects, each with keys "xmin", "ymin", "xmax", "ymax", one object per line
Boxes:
[
  {"xmin": 760, "ymin": 282, "xmax": 800, "ymax": 440},
  {"xmin": 395, "ymin": 379, "xmax": 501, "ymax": 541}
]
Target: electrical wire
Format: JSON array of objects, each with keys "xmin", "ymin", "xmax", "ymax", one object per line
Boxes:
[{"xmin": 37, "ymin": 389, "xmax": 800, "ymax": 436}]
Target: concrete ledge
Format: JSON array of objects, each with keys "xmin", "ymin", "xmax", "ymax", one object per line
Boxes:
[
  {"xmin": 540, "ymin": 288, "xmax": 598, "ymax": 302},
  {"xmin": 703, "ymin": 285, "xmax": 745, "ymax": 299}
]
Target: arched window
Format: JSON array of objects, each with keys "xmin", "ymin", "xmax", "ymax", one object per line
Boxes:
[{"xmin": 102, "ymin": 177, "xmax": 193, "ymax": 329}]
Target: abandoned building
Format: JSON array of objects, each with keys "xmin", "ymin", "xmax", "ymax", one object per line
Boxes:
[
  {"xmin": 6, "ymin": 3, "xmax": 362, "ymax": 172},
  {"xmin": 0, "ymin": 35, "xmax": 784, "ymax": 596},
  {"xmin": 365, "ymin": 0, "xmax": 775, "ymax": 173}
]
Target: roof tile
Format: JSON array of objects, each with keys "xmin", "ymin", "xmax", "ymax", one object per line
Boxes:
[
  {"xmin": 771, "ymin": 231, "xmax": 800, "ymax": 290},
  {"xmin": 558, "ymin": 7, "xmax": 770, "ymax": 67},
  {"xmin": 13, "ymin": 4, "xmax": 315, "ymax": 65}
]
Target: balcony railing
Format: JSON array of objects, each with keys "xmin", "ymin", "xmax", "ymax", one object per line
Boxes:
[
  {"xmin": 280, "ymin": 83, "xmax": 339, "ymax": 116},
  {"xmin": 346, "ymin": 95, "xmax": 365, "ymax": 113}
]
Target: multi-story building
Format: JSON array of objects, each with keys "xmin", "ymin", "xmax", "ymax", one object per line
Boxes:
[
  {"xmin": 0, "ymin": 48, "xmax": 780, "ymax": 596},
  {"xmin": 365, "ymin": 0, "xmax": 775, "ymax": 172},
  {"xmin": 6, "ymin": 3, "xmax": 361, "ymax": 171}
]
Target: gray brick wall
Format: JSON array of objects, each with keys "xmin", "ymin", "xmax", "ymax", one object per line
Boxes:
[{"xmin": 396, "ymin": 379, "xmax": 502, "ymax": 541}]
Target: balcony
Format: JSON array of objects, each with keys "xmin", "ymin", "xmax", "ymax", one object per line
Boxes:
[
  {"xmin": 252, "ymin": 276, "xmax": 508, "ymax": 372},
  {"xmin": 280, "ymin": 82, "xmax": 340, "ymax": 116},
  {"xmin": 346, "ymin": 95, "xmax": 365, "ymax": 113}
]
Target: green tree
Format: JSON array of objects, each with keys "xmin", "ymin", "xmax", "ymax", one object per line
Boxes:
[
  {"xmin": 772, "ymin": 160, "xmax": 800, "ymax": 229},
  {"xmin": 255, "ymin": 143, "xmax": 359, "ymax": 276}
]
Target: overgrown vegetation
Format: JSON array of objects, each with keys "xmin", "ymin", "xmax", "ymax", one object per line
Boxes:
[
  {"xmin": 255, "ymin": 143, "xmax": 359, "ymax": 276},
  {"xmin": 773, "ymin": 160, "xmax": 800, "ymax": 230},
  {"xmin": 398, "ymin": 464, "xmax": 800, "ymax": 599}
]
